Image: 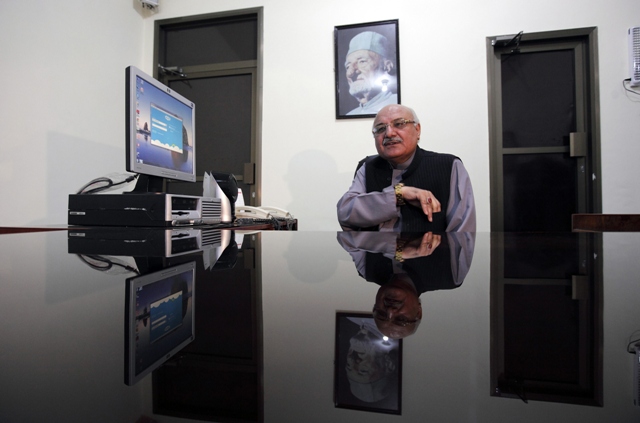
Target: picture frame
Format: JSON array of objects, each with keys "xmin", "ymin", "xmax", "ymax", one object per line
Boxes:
[
  {"xmin": 334, "ymin": 20, "xmax": 401, "ymax": 119},
  {"xmin": 334, "ymin": 312, "xmax": 402, "ymax": 415}
]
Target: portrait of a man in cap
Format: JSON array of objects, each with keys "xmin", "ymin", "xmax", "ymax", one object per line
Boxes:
[
  {"xmin": 335, "ymin": 21, "xmax": 400, "ymax": 118},
  {"xmin": 344, "ymin": 31, "xmax": 398, "ymax": 115}
]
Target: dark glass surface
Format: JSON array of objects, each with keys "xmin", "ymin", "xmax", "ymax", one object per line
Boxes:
[
  {"xmin": 503, "ymin": 153, "xmax": 577, "ymax": 232},
  {"xmin": 503, "ymin": 232, "xmax": 580, "ymax": 279},
  {"xmin": 1, "ymin": 230, "xmax": 639, "ymax": 422},
  {"xmin": 501, "ymin": 50, "xmax": 576, "ymax": 149},
  {"xmin": 162, "ymin": 15, "xmax": 258, "ymax": 67},
  {"xmin": 166, "ymin": 74, "xmax": 253, "ymax": 199},
  {"xmin": 504, "ymin": 284, "xmax": 580, "ymax": 382}
]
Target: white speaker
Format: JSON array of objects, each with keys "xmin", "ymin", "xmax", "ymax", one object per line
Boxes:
[{"xmin": 630, "ymin": 26, "xmax": 640, "ymax": 87}]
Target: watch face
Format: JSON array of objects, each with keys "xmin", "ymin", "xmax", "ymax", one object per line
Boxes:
[{"xmin": 395, "ymin": 184, "xmax": 405, "ymax": 206}]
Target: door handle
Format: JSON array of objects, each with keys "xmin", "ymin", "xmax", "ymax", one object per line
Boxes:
[
  {"xmin": 572, "ymin": 275, "xmax": 589, "ymax": 300},
  {"xmin": 244, "ymin": 162, "xmax": 255, "ymax": 185},
  {"xmin": 570, "ymin": 132, "xmax": 587, "ymax": 157}
]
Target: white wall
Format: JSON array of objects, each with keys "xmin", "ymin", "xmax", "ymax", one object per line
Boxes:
[{"xmin": 1, "ymin": 0, "xmax": 638, "ymax": 230}]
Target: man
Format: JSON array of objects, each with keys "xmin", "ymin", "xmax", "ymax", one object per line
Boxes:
[
  {"xmin": 337, "ymin": 104, "xmax": 476, "ymax": 232},
  {"xmin": 344, "ymin": 31, "xmax": 398, "ymax": 115}
]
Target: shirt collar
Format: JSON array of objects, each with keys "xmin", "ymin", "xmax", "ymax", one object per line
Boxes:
[{"xmin": 390, "ymin": 150, "xmax": 416, "ymax": 170}]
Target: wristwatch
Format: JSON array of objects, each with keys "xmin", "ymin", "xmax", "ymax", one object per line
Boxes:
[
  {"xmin": 395, "ymin": 238, "xmax": 406, "ymax": 262},
  {"xmin": 394, "ymin": 183, "xmax": 405, "ymax": 206}
]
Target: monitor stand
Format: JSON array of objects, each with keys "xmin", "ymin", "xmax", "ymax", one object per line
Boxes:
[{"xmin": 126, "ymin": 174, "xmax": 164, "ymax": 194}]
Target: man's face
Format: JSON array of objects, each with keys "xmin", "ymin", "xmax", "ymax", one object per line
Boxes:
[
  {"xmin": 373, "ymin": 105, "xmax": 421, "ymax": 166},
  {"xmin": 372, "ymin": 274, "xmax": 422, "ymax": 339},
  {"xmin": 345, "ymin": 50, "xmax": 385, "ymax": 102}
]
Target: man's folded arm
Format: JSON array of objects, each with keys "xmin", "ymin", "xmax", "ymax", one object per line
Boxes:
[
  {"xmin": 337, "ymin": 167, "xmax": 398, "ymax": 229},
  {"xmin": 445, "ymin": 160, "xmax": 477, "ymax": 232}
]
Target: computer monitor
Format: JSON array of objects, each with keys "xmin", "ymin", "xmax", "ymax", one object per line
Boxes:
[
  {"xmin": 124, "ymin": 261, "xmax": 196, "ymax": 385},
  {"xmin": 125, "ymin": 66, "xmax": 196, "ymax": 193}
]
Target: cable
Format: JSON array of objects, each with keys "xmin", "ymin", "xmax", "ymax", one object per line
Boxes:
[
  {"xmin": 627, "ymin": 329, "xmax": 640, "ymax": 353},
  {"xmin": 623, "ymin": 78, "xmax": 640, "ymax": 98},
  {"xmin": 77, "ymin": 254, "xmax": 139, "ymax": 274},
  {"xmin": 76, "ymin": 174, "xmax": 138, "ymax": 194}
]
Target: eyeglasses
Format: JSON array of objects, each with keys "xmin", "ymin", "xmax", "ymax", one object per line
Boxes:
[
  {"xmin": 372, "ymin": 307, "xmax": 420, "ymax": 327},
  {"xmin": 372, "ymin": 118, "xmax": 416, "ymax": 136}
]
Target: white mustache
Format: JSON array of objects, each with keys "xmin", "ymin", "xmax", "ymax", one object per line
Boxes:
[{"xmin": 382, "ymin": 137, "xmax": 402, "ymax": 146}]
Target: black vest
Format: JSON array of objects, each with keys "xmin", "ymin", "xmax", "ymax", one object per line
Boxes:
[
  {"xmin": 362, "ymin": 234, "xmax": 459, "ymax": 293},
  {"xmin": 357, "ymin": 148, "xmax": 458, "ymax": 232}
]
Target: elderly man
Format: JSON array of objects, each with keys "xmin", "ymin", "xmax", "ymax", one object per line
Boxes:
[
  {"xmin": 337, "ymin": 104, "xmax": 476, "ymax": 232},
  {"xmin": 345, "ymin": 31, "xmax": 398, "ymax": 115}
]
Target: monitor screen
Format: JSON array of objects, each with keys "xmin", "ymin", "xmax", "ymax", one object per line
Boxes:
[
  {"xmin": 124, "ymin": 261, "xmax": 196, "ymax": 385},
  {"xmin": 125, "ymin": 66, "xmax": 196, "ymax": 188}
]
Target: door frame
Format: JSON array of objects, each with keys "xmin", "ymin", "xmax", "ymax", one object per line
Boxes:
[{"xmin": 486, "ymin": 27, "xmax": 602, "ymax": 231}]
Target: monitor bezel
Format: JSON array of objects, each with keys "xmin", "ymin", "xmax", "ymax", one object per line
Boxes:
[
  {"xmin": 125, "ymin": 65, "xmax": 197, "ymax": 186},
  {"xmin": 124, "ymin": 261, "xmax": 196, "ymax": 386}
]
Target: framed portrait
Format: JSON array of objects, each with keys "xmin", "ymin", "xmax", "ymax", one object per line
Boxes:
[
  {"xmin": 334, "ymin": 312, "xmax": 402, "ymax": 415},
  {"xmin": 334, "ymin": 20, "xmax": 401, "ymax": 119}
]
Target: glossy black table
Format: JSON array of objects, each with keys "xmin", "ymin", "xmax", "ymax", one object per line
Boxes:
[{"xmin": 1, "ymin": 229, "xmax": 639, "ymax": 423}]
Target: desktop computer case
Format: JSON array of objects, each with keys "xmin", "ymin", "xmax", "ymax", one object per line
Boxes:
[{"xmin": 68, "ymin": 193, "xmax": 224, "ymax": 227}]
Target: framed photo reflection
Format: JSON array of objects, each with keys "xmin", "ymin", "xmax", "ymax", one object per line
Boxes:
[
  {"xmin": 334, "ymin": 312, "xmax": 402, "ymax": 415},
  {"xmin": 334, "ymin": 20, "xmax": 401, "ymax": 119}
]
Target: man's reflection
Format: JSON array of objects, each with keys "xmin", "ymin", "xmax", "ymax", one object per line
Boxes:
[
  {"xmin": 373, "ymin": 272, "xmax": 423, "ymax": 338},
  {"xmin": 338, "ymin": 231, "xmax": 475, "ymax": 338}
]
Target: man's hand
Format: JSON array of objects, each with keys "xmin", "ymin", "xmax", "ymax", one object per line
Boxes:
[
  {"xmin": 400, "ymin": 186, "xmax": 441, "ymax": 222},
  {"xmin": 400, "ymin": 232, "xmax": 441, "ymax": 260}
]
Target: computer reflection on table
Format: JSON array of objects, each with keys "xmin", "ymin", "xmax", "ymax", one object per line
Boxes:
[{"xmin": 68, "ymin": 227, "xmax": 238, "ymax": 387}]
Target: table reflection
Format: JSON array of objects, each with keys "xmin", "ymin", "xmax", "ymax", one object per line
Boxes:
[
  {"xmin": 334, "ymin": 312, "xmax": 401, "ymax": 414},
  {"xmin": 1, "ymin": 230, "xmax": 639, "ymax": 422},
  {"xmin": 490, "ymin": 232, "xmax": 602, "ymax": 406},
  {"xmin": 67, "ymin": 227, "xmax": 236, "ymax": 387},
  {"xmin": 337, "ymin": 231, "xmax": 475, "ymax": 339}
]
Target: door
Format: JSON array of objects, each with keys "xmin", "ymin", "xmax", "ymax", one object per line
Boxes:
[
  {"xmin": 154, "ymin": 10, "xmax": 262, "ymax": 206},
  {"xmin": 487, "ymin": 28, "xmax": 601, "ymax": 232},
  {"xmin": 487, "ymin": 28, "xmax": 604, "ymax": 406}
]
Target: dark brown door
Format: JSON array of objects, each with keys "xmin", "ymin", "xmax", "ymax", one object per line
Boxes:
[
  {"xmin": 155, "ymin": 11, "xmax": 260, "ymax": 205},
  {"xmin": 488, "ymin": 28, "xmax": 601, "ymax": 231}
]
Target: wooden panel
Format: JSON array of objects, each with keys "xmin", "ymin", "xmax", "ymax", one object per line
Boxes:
[
  {"xmin": 0, "ymin": 226, "xmax": 69, "ymax": 234},
  {"xmin": 572, "ymin": 214, "xmax": 640, "ymax": 232}
]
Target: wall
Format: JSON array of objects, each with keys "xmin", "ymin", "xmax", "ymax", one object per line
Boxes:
[
  {"xmin": 0, "ymin": 1, "xmax": 144, "ymax": 226},
  {"xmin": 0, "ymin": 0, "xmax": 638, "ymax": 230}
]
